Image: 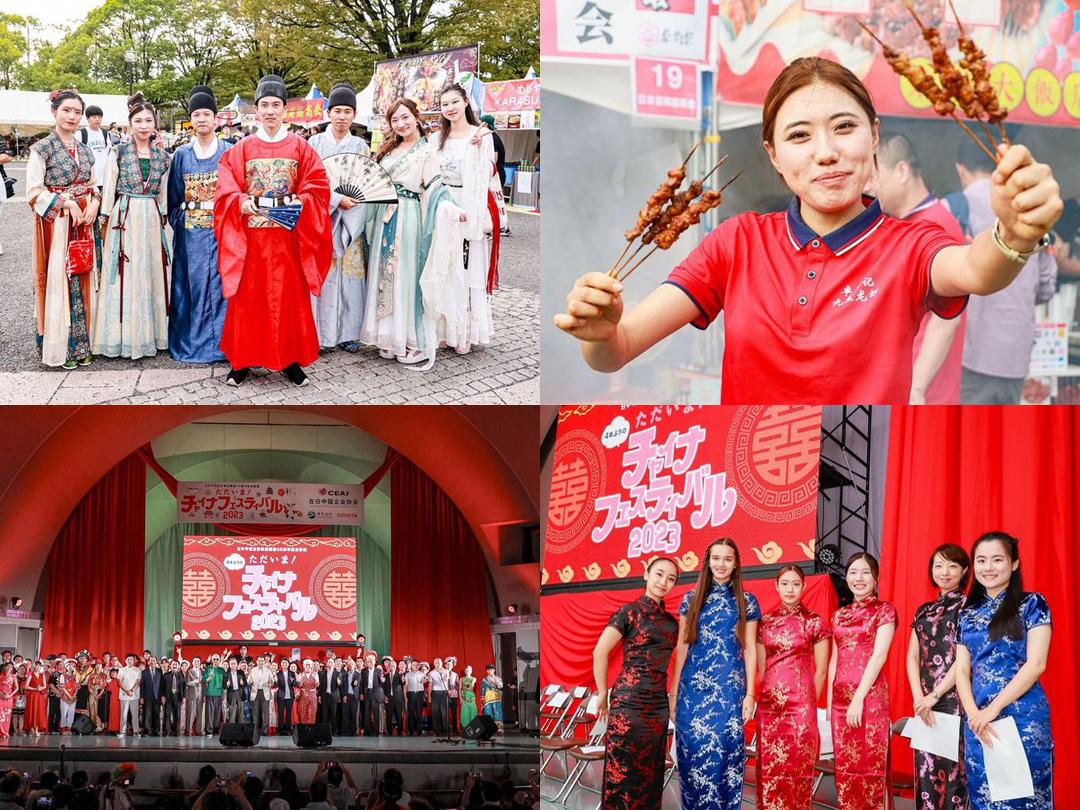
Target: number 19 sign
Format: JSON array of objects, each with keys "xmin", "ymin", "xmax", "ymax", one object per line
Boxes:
[{"xmin": 631, "ymin": 56, "xmax": 700, "ymax": 125}]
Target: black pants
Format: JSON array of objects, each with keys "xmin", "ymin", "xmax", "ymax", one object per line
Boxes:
[
  {"xmin": 363, "ymin": 690, "xmax": 381, "ymax": 736},
  {"xmin": 431, "ymin": 691, "xmax": 448, "ymax": 736},
  {"xmin": 338, "ymin": 695, "xmax": 357, "ymax": 735},
  {"xmin": 449, "ymin": 697, "xmax": 460, "ymax": 734},
  {"xmin": 142, "ymin": 698, "xmax": 161, "ymax": 735},
  {"xmin": 163, "ymin": 696, "xmax": 181, "ymax": 735},
  {"xmin": 252, "ymin": 694, "xmax": 269, "ymax": 733},
  {"xmin": 275, "ymin": 696, "xmax": 293, "ymax": 734},
  {"xmin": 48, "ymin": 697, "xmax": 61, "ymax": 733},
  {"xmin": 406, "ymin": 692, "xmax": 423, "ymax": 735},
  {"xmin": 320, "ymin": 697, "xmax": 338, "ymax": 727},
  {"xmin": 388, "ymin": 695, "xmax": 405, "ymax": 735}
]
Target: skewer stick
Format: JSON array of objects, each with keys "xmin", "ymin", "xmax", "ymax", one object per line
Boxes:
[
  {"xmin": 609, "ymin": 239, "xmax": 636, "ymax": 276},
  {"xmin": 680, "ymin": 140, "xmax": 701, "ymax": 170},
  {"xmin": 946, "ymin": 0, "xmax": 966, "ymax": 35},
  {"xmin": 617, "ymin": 246, "xmax": 660, "ymax": 283},
  {"xmin": 903, "ymin": 0, "xmax": 929, "ymax": 33},
  {"xmin": 998, "ymin": 122, "xmax": 1010, "ymax": 147},
  {"xmin": 698, "ymin": 154, "xmax": 730, "ymax": 185},
  {"xmin": 615, "ymin": 241, "xmax": 649, "ymax": 275},
  {"xmin": 976, "ymin": 117, "xmax": 998, "ymax": 149},
  {"xmin": 949, "ymin": 111, "xmax": 998, "ymax": 162},
  {"xmin": 855, "ymin": 19, "xmax": 887, "ymax": 48},
  {"xmin": 718, "ymin": 169, "xmax": 744, "ymax": 193}
]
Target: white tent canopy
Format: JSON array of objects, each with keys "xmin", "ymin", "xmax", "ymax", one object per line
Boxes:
[{"xmin": 0, "ymin": 90, "xmax": 133, "ymax": 136}]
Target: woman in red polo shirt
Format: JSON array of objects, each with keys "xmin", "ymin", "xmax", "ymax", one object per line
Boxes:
[{"xmin": 554, "ymin": 57, "xmax": 1063, "ymax": 404}]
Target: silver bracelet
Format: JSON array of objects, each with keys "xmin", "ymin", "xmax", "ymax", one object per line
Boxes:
[{"xmin": 991, "ymin": 219, "xmax": 1050, "ymax": 264}]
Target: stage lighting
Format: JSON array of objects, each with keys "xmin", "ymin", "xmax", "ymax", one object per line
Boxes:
[
  {"xmin": 505, "ymin": 603, "xmax": 518, "ymax": 615},
  {"xmin": 10, "ymin": 598, "xmax": 21, "ymax": 610}
]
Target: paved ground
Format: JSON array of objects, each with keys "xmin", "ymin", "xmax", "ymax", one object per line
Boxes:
[{"xmin": 0, "ymin": 160, "xmax": 539, "ymax": 404}]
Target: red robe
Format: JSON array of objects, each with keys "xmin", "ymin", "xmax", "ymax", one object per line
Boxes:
[{"xmin": 213, "ymin": 131, "xmax": 331, "ymax": 370}]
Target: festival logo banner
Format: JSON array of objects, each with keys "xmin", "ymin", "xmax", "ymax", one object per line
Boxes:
[
  {"xmin": 176, "ymin": 481, "xmax": 364, "ymax": 525},
  {"xmin": 181, "ymin": 536, "xmax": 358, "ymax": 642},
  {"xmin": 373, "ymin": 45, "xmax": 481, "ymax": 114},
  {"xmin": 544, "ymin": 405, "xmax": 822, "ymax": 587},
  {"xmin": 714, "ymin": 0, "xmax": 1080, "ymax": 127}
]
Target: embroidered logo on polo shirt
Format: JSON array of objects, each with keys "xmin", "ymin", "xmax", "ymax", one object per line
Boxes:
[{"xmin": 832, "ymin": 276, "xmax": 878, "ymax": 308}]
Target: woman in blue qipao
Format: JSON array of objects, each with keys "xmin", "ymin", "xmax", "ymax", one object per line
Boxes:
[
  {"xmin": 671, "ymin": 538, "xmax": 760, "ymax": 809},
  {"xmin": 956, "ymin": 531, "xmax": 1053, "ymax": 810}
]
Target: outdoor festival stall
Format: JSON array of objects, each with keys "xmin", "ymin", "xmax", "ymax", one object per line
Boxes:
[
  {"xmin": 482, "ymin": 76, "xmax": 540, "ymax": 208},
  {"xmin": 0, "ymin": 89, "xmax": 130, "ymax": 153}
]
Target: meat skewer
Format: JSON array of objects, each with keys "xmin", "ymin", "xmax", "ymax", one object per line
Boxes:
[{"xmin": 947, "ymin": 0, "xmax": 1010, "ymax": 144}]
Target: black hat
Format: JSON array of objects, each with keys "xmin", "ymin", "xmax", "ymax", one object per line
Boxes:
[
  {"xmin": 256, "ymin": 74, "xmax": 288, "ymax": 105},
  {"xmin": 188, "ymin": 85, "xmax": 217, "ymax": 115},
  {"xmin": 327, "ymin": 81, "xmax": 356, "ymax": 112}
]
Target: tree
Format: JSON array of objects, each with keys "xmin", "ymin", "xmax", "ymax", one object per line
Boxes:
[{"xmin": 0, "ymin": 13, "xmax": 31, "ymax": 89}]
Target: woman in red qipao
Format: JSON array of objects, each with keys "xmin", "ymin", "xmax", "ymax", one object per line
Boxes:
[
  {"xmin": 294, "ymin": 659, "xmax": 319, "ymax": 724},
  {"xmin": 106, "ymin": 668, "xmax": 121, "ymax": 734},
  {"xmin": 24, "ymin": 660, "xmax": 48, "ymax": 736},
  {"xmin": 213, "ymin": 73, "xmax": 331, "ymax": 388},
  {"xmin": 593, "ymin": 557, "xmax": 680, "ymax": 810},
  {"xmin": 756, "ymin": 565, "xmax": 831, "ymax": 810},
  {"xmin": 0, "ymin": 663, "xmax": 16, "ymax": 737},
  {"xmin": 829, "ymin": 553, "xmax": 897, "ymax": 809}
]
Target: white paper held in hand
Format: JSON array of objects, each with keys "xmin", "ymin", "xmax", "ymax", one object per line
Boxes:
[
  {"xmin": 982, "ymin": 716, "xmax": 1035, "ymax": 802},
  {"xmin": 903, "ymin": 712, "xmax": 961, "ymax": 762}
]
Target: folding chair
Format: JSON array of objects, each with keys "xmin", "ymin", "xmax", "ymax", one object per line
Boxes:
[
  {"xmin": 555, "ymin": 726, "xmax": 608, "ymax": 810},
  {"xmin": 542, "ymin": 710, "xmax": 607, "ymax": 802},
  {"xmin": 540, "ymin": 689, "xmax": 572, "ymax": 738}
]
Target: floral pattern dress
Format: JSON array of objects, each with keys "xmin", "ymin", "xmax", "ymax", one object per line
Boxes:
[
  {"xmin": 757, "ymin": 602, "xmax": 831, "ymax": 810},
  {"xmin": 831, "ymin": 596, "xmax": 898, "ymax": 810},
  {"xmin": 958, "ymin": 591, "xmax": 1052, "ymax": 810},
  {"xmin": 602, "ymin": 594, "xmax": 678, "ymax": 810},
  {"xmin": 911, "ymin": 590, "xmax": 968, "ymax": 810},
  {"xmin": 676, "ymin": 582, "xmax": 761, "ymax": 809}
]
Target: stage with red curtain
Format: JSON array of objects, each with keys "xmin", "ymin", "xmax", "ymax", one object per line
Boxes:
[
  {"xmin": 40, "ymin": 452, "xmax": 496, "ymax": 672},
  {"xmin": 879, "ymin": 405, "xmax": 1080, "ymax": 801}
]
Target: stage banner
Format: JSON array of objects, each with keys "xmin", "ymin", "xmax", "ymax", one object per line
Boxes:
[
  {"xmin": 373, "ymin": 45, "xmax": 480, "ymax": 115},
  {"xmin": 483, "ymin": 78, "xmax": 541, "ymax": 113},
  {"xmin": 715, "ymin": 0, "xmax": 1080, "ymax": 127},
  {"xmin": 543, "ymin": 405, "xmax": 822, "ymax": 588},
  {"xmin": 176, "ymin": 481, "xmax": 364, "ymax": 525},
  {"xmin": 181, "ymin": 536, "xmax": 357, "ymax": 643}
]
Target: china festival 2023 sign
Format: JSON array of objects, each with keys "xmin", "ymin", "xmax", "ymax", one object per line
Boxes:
[
  {"xmin": 181, "ymin": 536, "xmax": 358, "ymax": 643},
  {"xmin": 543, "ymin": 405, "xmax": 822, "ymax": 588}
]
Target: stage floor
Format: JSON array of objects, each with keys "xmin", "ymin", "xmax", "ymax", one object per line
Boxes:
[{"xmin": 0, "ymin": 731, "xmax": 539, "ymax": 766}]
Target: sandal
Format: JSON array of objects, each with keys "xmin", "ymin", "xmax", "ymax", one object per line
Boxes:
[
  {"xmin": 396, "ymin": 349, "xmax": 425, "ymax": 365},
  {"xmin": 379, "ymin": 348, "xmax": 395, "ymax": 360}
]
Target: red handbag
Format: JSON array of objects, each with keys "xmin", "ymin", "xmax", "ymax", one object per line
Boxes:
[{"xmin": 65, "ymin": 222, "xmax": 93, "ymax": 277}]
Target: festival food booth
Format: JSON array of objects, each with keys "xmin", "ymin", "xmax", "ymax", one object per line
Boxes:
[{"xmin": 482, "ymin": 77, "xmax": 541, "ymax": 209}]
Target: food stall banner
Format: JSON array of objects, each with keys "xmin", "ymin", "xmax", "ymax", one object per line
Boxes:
[
  {"xmin": 181, "ymin": 536, "xmax": 357, "ymax": 642},
  {"xmin": 483, "ymin": 78, "xmax": 541, "ymax": 112},
  {"xmin": 715, "ymin": 0, "xmax": 1080, "ymax": 127},
  {"xmin": 631, "ymin": 55, "xmax": 701, "ymax": 124},
  {"xmin": 177, "ymin": 481, "xmax": 364, "ymax": 525},
  {"xmin": 283, "ymin": 98, "xmax": 327, "ymax": 125},
  {"xmin": 544, "ymin": 405, "xmax": 822, "ymax": 587},
  {"xmin": 541, "ymin": 0, "xmax": 712, "ymax": 64},
  {"xmin": 373, "ymin": 45, "xmax": 480, "ymax": 114}
]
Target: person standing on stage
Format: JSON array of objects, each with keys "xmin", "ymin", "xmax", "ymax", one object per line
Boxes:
[
  {"xmin": 140, "ymin": 656, "xmax": 164, "ymax": 736},
  {"xmin": 956, "ymin": 532, "xmax": 1053, "ymax": 810},
  {"xmin": 756, "ymin": 565, "xmax": 831, "ymax": 809},
  {"xmin": 459, "ymin": 665, "xmax": 477, "ymax": 730},
  {"xmin": 829, "ymin": 553, "xmax": 897, "ymax": 810},
  {"xmin": 249, "ymin": 654, "xmax": 273, "ymax": 734},
  {"xmin": 308, "ymin": 81, "xmax": 370, "ymax": 353},
  {"xmin": 405, "ymin": 659, "xmax": 425, "ymax": 736},
  {"xmin": 59, "ymin": 660, "xmax": 77, "ymax": 733},
  {"xmin": 556, "ymin": 57, "xmax": 1065, "ymax": 406},
  {"xmin": 480, "ymin": 664, "xmax": 503, "ymax": 725},
  {"xmin": 295, "ymin": 659, "xmax": 319, "ymax": 725},
  {"xmin": 339, "ymin": 657, "xmax": 359, "ymax": 736},
  {"xmin": 357, "ymin": 652, "xmax": 383, "ymax": 737},
  {"xmin": 27, "ymin": 90, "xmax": 100, "ymax": 369},
  {"xmin": 389, "ymin": 659, "xmax": 407, "ymax": 736},
  {"xmin": 428, "ymin": 658, "xmax": 450, "ymax": 736},
  {"xmin": 905, "ymin": 543, "xmax": 970, "ymax": 810},
  {"xmin": 222, "ymin": 657, "xmax": 246, "ymax": 724},
  {"xmin": 89, "ymin": 660, "xmax": 109, "ymax": 731},
  {"xmin": 73, "ymin": 650, "xmax": 94, "ymax": 728},
  {"xmin": 106, "ymin": 667, "xmax": 121, "ymax": 734},
  {"xmin": 202, "ymin": 654, "xmax": 225, "ymax": 735},
  {"xmin": 94, "ymin": 92, "xmax": 172, "ymax": 360},
  {"xmin": 445, "ymin": 656, "xmax": 461, "ymax": 735},
  {"xmin": 162, "ymin": 659, "xmax": 183, "ymax": 735},
  {"xmin": 47, "ymin": 658, "xmax": 63, "ymax": 733},
  {"xmin": 0, "ymin": 663, "xmax": 16, "ymax": 738},
  {"xmin": 184, "ymin": 656, "xmax": 203, "ymax": 736},
  {"xmin": 117, "ymin": 654, "xmax": 141, "ymax": 737},
  {"xmin": 213, "ymin": 73, "xmax": 332, "ymax": 388},
  {"xmin": 671, "ymin": 539, "xmax": 760, "ymax": 810},
  {"xmin": 24, "ymin": 660, "xmax": 48, "ymax": 736},
  {"xmin": 275, "ymin": 658, "xmax": 297, "ymax": 735},
  {"xmin": 167, "ymin": 84, "xmax": 231, "ymax": 363},
  {"xmin": 318, "ymin": 657, "xmax": 341, "ymax": 728},
  {"xmin": 592, "ymin": 557, "xmax": 679, "ymax": 810}
]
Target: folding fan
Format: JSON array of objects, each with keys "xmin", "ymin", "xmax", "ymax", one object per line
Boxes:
[
  {"xmin": 321, "ymin": 151, "xmax": 399, "ymax": 205},
  {"xmin": 264, "ymin": 203, "xmax": 303, "ymax": 230}
]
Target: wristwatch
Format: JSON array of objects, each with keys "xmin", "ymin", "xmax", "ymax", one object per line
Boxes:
[{"xmin": 992, "ymin": 219, "xmax": 1051, "ymax": 264}]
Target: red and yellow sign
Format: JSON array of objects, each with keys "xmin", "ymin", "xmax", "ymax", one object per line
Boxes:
[
  {"xmin": 544, "ymin": 405, "xmax": 822, "ymax": 587},
  {"xmin": 181, "ymin": 536, "xmax": 357, "ymax": 642},
  {"xmin": 283, "ymin": 99, "xmax": 327, "ymax": 126}
]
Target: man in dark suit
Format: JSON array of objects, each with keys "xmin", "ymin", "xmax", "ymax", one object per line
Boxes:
[
  {"xmin": 140, "ymin": 656, "xmax": 163, "ymax": 735},
  {"xmin": 275, "ymin": 659, "xmax": 297, "ymax": 735},
  {"xmin": 338, "ymin": 659, "xmax": 360, "ymax": 736},
  {"xmin": 222, "ymin": 657, "xmax": 247, "ymax": 724},
  {"xmin": 318, "ymin": 660, "xmax": 341, "ymax": 726},
  {"xmin": 358, "ymin": 653, "xmax": 384, "ymax": 736},
  {"xmin": 162, "ymin": 659, "xmax": 184, "ymax": 735}
]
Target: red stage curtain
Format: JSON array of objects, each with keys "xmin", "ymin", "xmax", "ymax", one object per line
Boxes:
[
  {"xmin": 879, "ymin": 406, "xmax": 1080, "ymax": 801},
  {"xmin": 390, "ymin": 458, "xmax": 494, "ymax": 669},
  {"xmin": 540, "ymin": 573, "xmax": 837, "ymax": 692},
  {"xmin": 41, "ymin": 454, "xmax": 146, "ymax": 657}
]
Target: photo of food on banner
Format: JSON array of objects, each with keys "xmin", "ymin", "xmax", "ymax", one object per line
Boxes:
[{"xmin": 541, "ymin": 0, "xmax": 1080, "ymax": 406}]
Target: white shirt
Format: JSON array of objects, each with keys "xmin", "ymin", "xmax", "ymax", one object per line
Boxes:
[
  {"xmin": 405, "ymin": 671, "xmax": 425, "ymax": 692},
  {"xmin": 82, "ymin": 127, "xmax": 110, "ymax": 188},
  {"xmin": 429, "ymin": 669, "xmax": 449, "ymax": 692},
  {"xmin": 117, "ymin": 666, "xmax": 141, "ymax": 697},
  {"xmin": 249, "ymin": 666, "xmax": 272, "ymax": 698},
  {"xmin": 192, "ymin": 136, "xmax": 219, "ymax": 161}
]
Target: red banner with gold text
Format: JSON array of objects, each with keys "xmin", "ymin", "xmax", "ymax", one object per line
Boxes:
[{"xmin": 543, "ymin": 405, "xmax": 821, "ymax": 588}]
